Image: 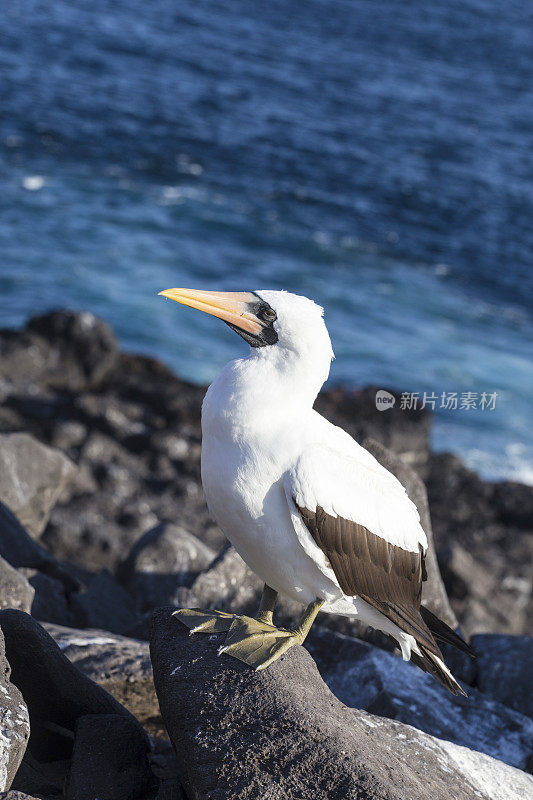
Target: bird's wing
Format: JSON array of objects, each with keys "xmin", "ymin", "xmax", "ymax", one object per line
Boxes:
[{"xmin": 284, "ymin": 441, "xmax": 438, "ymax": 654}]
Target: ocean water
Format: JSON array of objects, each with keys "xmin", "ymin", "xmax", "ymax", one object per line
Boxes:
[{"xmin": 1, "ymin": 0, "xmax": 532, "ymax": 483}]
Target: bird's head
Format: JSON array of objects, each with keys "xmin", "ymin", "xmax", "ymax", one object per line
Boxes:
[{"xmin": 158, "ymin": 287, "xmax": 334, "ymax": 372}]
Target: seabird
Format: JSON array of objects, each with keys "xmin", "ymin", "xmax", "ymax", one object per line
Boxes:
[{"xmin": 158, "ymin": 288, "xmax": 473, "ymax": 694}]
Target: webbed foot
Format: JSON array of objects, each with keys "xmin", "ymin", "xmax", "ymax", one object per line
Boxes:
[
  {"xmin": 217, "ymin": 615, "xmax": 303, "ymax": 671},
  {"xmin": 173, "ymin": 607, "xmax": 236, "ymax": 634}
]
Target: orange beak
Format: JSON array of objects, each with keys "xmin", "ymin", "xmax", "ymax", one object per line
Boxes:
[{"xmin": 158, "ymin": 288, "xmax": 266, "ymax": 338}]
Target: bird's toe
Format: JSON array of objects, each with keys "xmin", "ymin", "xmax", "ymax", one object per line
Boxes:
[
  {"xmin": 173, "ymin": 607, "xmax": 236, "ymax": 634},
  {"xmin": 218, "ymin": 615, "xmax": 300, "ymax": 670}
]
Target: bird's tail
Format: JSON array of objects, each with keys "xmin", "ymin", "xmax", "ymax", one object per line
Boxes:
[
  {"xmin": 420, "ymin": 605, "xmax": 475, "ymax": 658},
  {"xmin": 410, "ymin": 645, "xmax": 467, "ymax": 697},
  {"xmin": 407, "ymin": 605, "xmax": 474, "ymax": 696}
]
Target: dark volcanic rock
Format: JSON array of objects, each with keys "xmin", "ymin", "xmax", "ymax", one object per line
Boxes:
[
  {"xmin": 0, "ymin": 559, "xmax": 34, "ymax": 614},
  {"xmin": 43, "ymin": 623, "xmax": 161, "ymax": 737},
  {"xmin": 20, "ymin": 569, "xmax": 74, "ymax": 627},
  {"xmin": 323, "ymin": 638, "xmax": 533, "ymax": 770},
  {"xmin": 150, "ymin": 607, "xmax": 532, "ymax": 800},
  {"xmin": 363, "ymin": 437, "xmax": 458, "ymax": 629},
  {"xmin": 0, "ymin": 433, "xmax": 75, "ymax": 539},
  {"xmin": 68, "ymin": 570, "xmax": 138, "ymax": 636},
  {"xmin": 0, "ymin": 611, "xmax": 147, "ymax": 764},
  {"xmin": 0, "ymin": 503, "xmax": 79, "ymax": 593},
  {"xmin": 0, "ymin": 629, "xmax": 30, "ymax": 793},
  {"xmin": 0, "ymin": 310, "xmax": 530, "ymax": 640},
  {"xmin": 11, "ymin": 754, "xmax": 69, "ymax": 799},
  {"xmin": 472, "ymin": 634, "xmax": 533, "ymax": 719},
  {"xmin": 176, "ymin": 544, "xmax": 262, "ymax": 620},
  {"xmin": 3, "ymin": 310, "xmax": 118, "ymax": 394},
  {"xmin": 426, "ymin": 452, "xmax": 533, "ymax": 637},
  {"xmin": 64, "ymin": 714, "xmax": 156, "ymax": 800},
  {"xmin": 120, "ymin": 523, "xmax": 216, "ymax": 613}
]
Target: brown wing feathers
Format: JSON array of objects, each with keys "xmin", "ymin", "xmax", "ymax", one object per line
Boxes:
[{"xmin": 298, "ymin": 504, "xmax": 441, "ymax": 659}]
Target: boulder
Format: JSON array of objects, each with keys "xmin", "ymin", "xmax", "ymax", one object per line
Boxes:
[
  {"xmin": 363, "ymin": 438, "xmax": 458, "ymax": 629},
  {"xmin": 0, "ymin": 433, "xmax": 76, "ymax": 539},
  {"xmin": 19, "ymin": 569, "xmax": 74, "ymax": 627},
  {"xmin": 150, "ymin": 608, "xmax": 533, "ymax": 800},
  {"xmin": 64, "ymin": 714, "xmax": 156, "ymax": 800},
  {"xmin": 0, "ymin": 629, "xmax": 30, "ymax": 792},
  {"xmin": 472, "ymin": 634, "xmax": 533, "ymax": 718},
  {"xmin": 10, "ymin": 754, "xmax": 69, "ymax": 799},
  {"xmin": 155, "ymin": 781, "xmax": 185, "ymax": 800},
  {"xmin": 438, "ymin": 541, "xmax": 527, "ymax": 637},
  {"xmin": 43, "ymin": 623, "xmax": 161, "ymax": 737},
  {"xmin": 322, "ymin": 638, "xmax": 533, "ymax": 770},
  {"xmin": 0, "ymin": 503, "xmax": 79, "ymax": 593},
  {"xmin": 426, "ymin": 453, "xmax": 533, "ymax": 638},
  {"xmin": 0, "ymin": 559, "xmax": 34, "ymax": 614},
  {"xmin": 68, "ymin": 570, "xmax": 138, "ymax": 636},
  {"xmin": 119, "ymin": 523, "xmax": 216, "ymax": 613},
  {"xmin": 6, "ymin": 310, "xmax": 118, "ymax": 393},
  {"xmin": 0, "ymin": 611, "xmax": 147, "ymax": 764},
  {"xmin": 176, "ymin": 544, "xmax": 262, "ymax": 619}
]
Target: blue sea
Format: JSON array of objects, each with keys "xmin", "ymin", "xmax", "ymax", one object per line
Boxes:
[{"xmin": 1, "ymin": 0, "xmax": 532, "ymax": 483}]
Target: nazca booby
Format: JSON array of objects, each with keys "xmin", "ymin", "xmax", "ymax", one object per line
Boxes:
[{"xmin": 158, "ymin": 288, "xmax": 472, "ymax": 693}]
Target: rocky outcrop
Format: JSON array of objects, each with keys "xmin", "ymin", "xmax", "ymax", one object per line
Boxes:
[
  {"xmin": 0, "ymin": 434, "xmax": 75, "ymax": 539},
  {"xmin": 119, "ymin": 523, "xmax": 216, "ymax": 613},
  {"xmin": 426, "ymin": 453, "xmax": 532, "ymax": 637},
  {"xmin": 0, "ymin": 310, "xmax": 532, "ymax": 797},
  {"xmin": 0, "ymin": 503, "xmax": 78, "ymax": 593},
  {"xmin": 0, "ymin": 311, "xmax": 118, "ymax": 395},
  {"xmin": 0, "ymin": 793, "xmax": 39, "ymax": 799},
  {"xmin": 43, "ymin": 623, "xmax": 161, "ymax": 737},
  {"xmin": 472, "ymin": 634, "xmax": 533, "ymax": 719},
  {"xmin": 0, "ymin": 629, "xmax": 29, "ymax": 793},
  {"xmin": 320, "ymin": 631, "xmax": 533, "ymax": 770},
  {"xmin": 0, "ymin": 611, "xmax": 147, "ymax": 763},
  {"xmin": 64, "ymin": 714, "xmax": 156, "ymax": 800},
  {"xmin": 150, "ymin": 608, "xmax": 533, "ymax": 800},
  {"xmin": 1, "ymin": 311, "xmax": 530, "ymax": 642},
  {"xmin": 0, "ymin": 559, "xmax": 34, "ymax": 615}
]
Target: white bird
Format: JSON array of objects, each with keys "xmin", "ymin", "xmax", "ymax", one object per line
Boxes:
[{"xmin": 158, "ymin": 287, "xmax": 472, "ymax": 694}]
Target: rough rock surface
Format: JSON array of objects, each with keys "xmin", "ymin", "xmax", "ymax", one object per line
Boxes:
[
  {"xmin": 68, "ymin": 570, "xmax": 138, "ymax": 635},
  {"xmin": 64, "ymin": 714, "xmax": 156, "ymax": 800},
  {"xmin": 0, "ymin": 629, "xmax": 30, "ymax": 793},
  {"xmin": 0, "ymin": 611, "xmax": 147, "ymax": 764},
  {"xmin": 472, "ymin": 634, "xmax": 533, "ymax": 719},
  {"xmin": 1, "ymin": 311, "xmax": 530, "ymax": 642},
  {"xmin": 0, "ymin": 560, "xmax": 34, "ymax": 614},
  {"xmin": 0, "ymin": 433, "xmax": 75, "ymax": 539},
  {"xmin": 43, "ymin": 623, "xmax": 161, "ymax": 736},
  {"xmin": 322, "ymin": 635, "xmax": 533, "ymax": 769},
  {"xmin": 426, "ymin": 453, "xmax": 532, "ymax": 637},
  {"xmin": 150, "ymin": 608, "xmax": 533, "ymax": 800},
  {"xmin": 0, "ymin": 503, "xmax": 78, "ymax": 593},
  {"xmin": 119, "ymin": 523, "xmax": 216, "ymax": 613},
  {"xmin": 0, "ymin": 310, "xmax": 118, "ymax": 395},
  {"xmin": 0, "ymin": 793, "xmax": 40, "ymax": 799}
]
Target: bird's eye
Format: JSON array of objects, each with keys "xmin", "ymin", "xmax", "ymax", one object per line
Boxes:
[{"xmin": 261, "ymin": 307, "xmax": 277, "ymax": 322}]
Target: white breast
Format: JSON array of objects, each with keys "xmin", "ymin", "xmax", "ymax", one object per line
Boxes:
[{"xmin": 200, "ymin": 382, "xmax": 344, "ymax": 605}]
